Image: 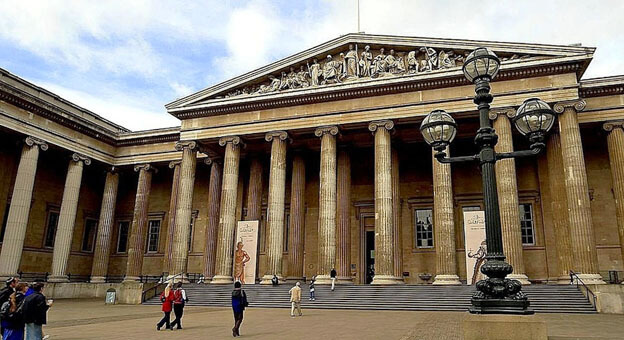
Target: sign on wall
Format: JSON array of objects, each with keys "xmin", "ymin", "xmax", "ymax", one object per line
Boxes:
[
  {"xmin": 463, "ymin": 211, "xmax": 487, "ymax": 285},
  {"xmin": 233, "ymin": 220, "xmax": 259, "ymax": 285}
]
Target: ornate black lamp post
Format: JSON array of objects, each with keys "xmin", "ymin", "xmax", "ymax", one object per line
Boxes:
[{"xmin": 420, "ymin": 48, "xmax": 556, "ymax": 314}]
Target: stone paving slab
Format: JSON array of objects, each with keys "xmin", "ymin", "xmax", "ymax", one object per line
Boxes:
[{"xmin": 40, "ymin": 299, "xmax": 624, "ymax": 339}]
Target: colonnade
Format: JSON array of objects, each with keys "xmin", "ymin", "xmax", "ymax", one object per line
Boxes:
[{"xmin": 0, "ymin": 100, "xmax": 619, "ymax": 285}]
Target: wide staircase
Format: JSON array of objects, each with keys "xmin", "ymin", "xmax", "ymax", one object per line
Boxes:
[{"xmin": 144, "ymin": 284, "xmax": 596, "ymax": 313}]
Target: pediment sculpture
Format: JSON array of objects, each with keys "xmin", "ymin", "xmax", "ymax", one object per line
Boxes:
[{"xmin": 217, "ymin": 44, "xmax": 531, "ymax": 99}]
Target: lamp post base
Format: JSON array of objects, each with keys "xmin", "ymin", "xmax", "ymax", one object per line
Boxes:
[{"xmin": 469, "ymin": 297, "xmax": 533, "ymax": 315}]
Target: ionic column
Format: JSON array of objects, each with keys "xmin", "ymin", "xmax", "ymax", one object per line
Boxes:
[
  {"xmin": 546, "ymin": 131, "xmax": 574, "ymax": 283},
  {"xmin": 287, "ymin": 153, "xmax": 306, "ymax": 280},
  {"xmin": 245, "ymin": 156, "xmax": 263, "ymax": 221},
  {"xmin": 124, "ymin": 164, "xmax": 156, "ymax": 282},
  {"xmin": 0, "ymin": 137, "xmax": 47, "ymax": 279},
  {"xmin": 314, "ymin": 126, "xmax": 338, "ymax": 284},
  {"xmin": 203, "ymin": 158, "xmax": 222, "ymax": 281},
  {"xmin": 554, "ymin": 100, "xmax": 604, "ymax": 284},
  {"xmin": 90, "ymin": 169, "xmax": 120, "ymax": 283},
  {"xmin": 336, "ymin": 148, "xmax": 352, "ymax": 283},
  {"xmin": 490, "ymin": 109, "xmax": 530, "ymax": 285},
  {"xmin": 369, "ymin": 120, "xmax": 400, "ymax": 285},
  {"xmin": 261, "ymin": 131, "xmax": 288, "ymax": 284},
  {"xmin": 391, "ymin": 148, "xmax": 404, "ymax": 282},
  {"xmin": 604, "ymin": 120, "xmax": 624, "ymax": 280},
  {"xmin": 49, "ymin": 153, "xmax": 91, "ymax": 282},
  {"xmin": 431, "ymin": 147, "xmax": 461, "ymax": 285},
  {"xmin": 170, "ymin": 141, "xmax": 198, "ymax": 279},
  {"xmin": 212, "ymin": 136, "xmax": 242, "ymax": 284},
  {"xmin": 163, "ymin": 160, "xmax": 181, "ymax": 274}
]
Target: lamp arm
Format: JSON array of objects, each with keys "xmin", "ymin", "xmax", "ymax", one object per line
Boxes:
[
  {"xmin": 495, "ymin": 142, "xmax": 545, "ymax": 160},
  {"xmin": 434, "ymin": 150, "xmax": 480, "ymax": 164}
]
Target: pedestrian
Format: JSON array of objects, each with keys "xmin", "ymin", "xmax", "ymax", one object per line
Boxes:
[
  {"xmin": 289, "ymin": 282, "xmax": 302, "ymax": 317},
  {"xmin": 330, "ymin": 268, "xmax": 337, "ymax": 291},
  {"xmin": 1, "ymin": 282, "xmax": 28, "ymax": 340},
  {"xmin": 0, "ymin": 277, "xmax": 19, "ymax": 335},
  {"xmin": 156, "ymin": 282, "xmax": 174, "ymax": 331},
  {"xmin": 231, "ymin": 281, "xmax": 248, "ymax": 337},
  {"xmin": 22, "ymin": 281, "xmax": 51, "ymax": 340},
  {"xmin": 309, "ymin": 277, "xmax": 316, "ymax": 301},
  {"xmin": 271, "ymin": 274, "xmax": 279, "ymax": 286},
  {"xmin": 170, "ymin": 282, "xmax": 188, "ymax": 330}
]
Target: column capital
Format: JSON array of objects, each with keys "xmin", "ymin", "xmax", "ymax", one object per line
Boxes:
[
  {"xmin": 603, "ymin": 120, "xmax": 624, "ymax": 132},
  {"xmin": 265, "ymin": 131, "xmax": 289, "ymax": 142},
  {"xmin": 25, "ymin": 136, "xmax": 48, "ymax": 151},
  {"xmin": 553, "ymin": 100, "xmax": 586, "ymax": 114},
  {"xmin": 168, "ymin": 160, "xmax": 182, "ymax": 168},
  {"xmin": 134, "ymin": 163, "xmax": 157, "ymax": 173},
  {"xmin": 174, "ymin": 140, "xmax": 197, "ymax": 151},
  {"xmin": 71, "ymin": 153, "xmax": 91, "ymax": 165},
  {"xmin": 368, "ymin": 120, "xmax": 394, "ymax": 133},
  {"xmin": 218, "ymin": 135, "xmax": 244, "ymax": 147},
  {"xmin": 314, "ymin": 125, "xmax": 339, "ymax": 137},
  {"xmin": 488, "ymin": 107, "xmax": 516, "ymax": 120},
  {"xmin": 204, "ymin": 157, "xmax": 222, "ymax": 165}
]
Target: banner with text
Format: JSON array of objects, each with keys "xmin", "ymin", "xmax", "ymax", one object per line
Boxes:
[
  {"xmin": 463, "ymin": 211, "xmax": 487, "ymax": 285},
  {"xmin": 233, "ymin": 220, "xmax": 259, "ymax": 285}
]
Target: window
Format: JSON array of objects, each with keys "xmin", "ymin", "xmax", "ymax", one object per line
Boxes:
[
  {"xmin": 44, "ymin": 210, "xmax": 60, "ymax": 248},
  {"xmin": 283, "ymin": 213, "xmax": 290, "ymax": 252},
  {"xmin": 146, "ymin": 220, "xmax": 161, "ymax": 253},
  {"xmin": 519, "ymin": 203, "xmax": 535, "ymax": 245},
  {"xmin": 187, "ymin": 216, "xmax": 195, "ymax": 253},
  {"xmin": 414, "ymin": 209, "xmax": 433, "ymax": 248},
  {"xmin": 116, "ymin": 221, "xmax": 130, "ymax": 253},
  {"xmin": 81, "ymin": 218, "xmax": 98, "ymax": 252},
  {"xmin": 0, "ymin": 203, "xmax": 9, "ymax": 243}
]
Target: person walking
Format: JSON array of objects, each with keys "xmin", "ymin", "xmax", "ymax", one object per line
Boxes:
[
  {"xmin": 0, "ymin": 277, "xmax": 19, "ymax": 336},
  {"xmin": 330, "ymin": 268, "xmax": 337, "ymax": 291},
  {"xmin": 156, "ymin": 282, "xmax": 174, "ymax": 331},
  {"xmin": 289, "ymin": 282, "xmax": 302, "ymax": 317},
  {"xmin": 170, "ymin": 282, "xmax": 188, "ymax": 330},
  {"xmin": 1, "ymin": 282, "xmax": 28, "ymax": 340},
  {"xmin": 231, "ymin": 281, "xmax": 248, "ymax": 337},
  {"xmin": 309, "ymin": 278, "xmax": 316, "ymax": 301},
  {"xmin": 22, "ymin": 281, "xmax": 51, "ymax": 340}
]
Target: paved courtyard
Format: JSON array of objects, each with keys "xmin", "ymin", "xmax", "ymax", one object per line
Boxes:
[{"xmin": 41, "ymin": 299, "xmax": 624, "ymax": 339}]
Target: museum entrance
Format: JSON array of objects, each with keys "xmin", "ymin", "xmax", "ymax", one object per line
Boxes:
[
  {"xmin": 359, "ymin": 211, "xmax": 376, "ymax": 284},
  {"xmin": 365, "ymin": 229, "xmax": 375, "ymax": 284}
]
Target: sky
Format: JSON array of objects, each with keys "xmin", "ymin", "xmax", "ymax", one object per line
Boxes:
[{"xmin": 0, "ymin": 0, "xmax": 622, "ymax": 131}]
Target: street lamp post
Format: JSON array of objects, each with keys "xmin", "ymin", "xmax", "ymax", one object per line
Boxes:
[{"xmin": 420, "ymin": 48, "xmax": 556, "ymax": 314}]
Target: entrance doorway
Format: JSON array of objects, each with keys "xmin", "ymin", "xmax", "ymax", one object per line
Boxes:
[
  {"xmin": 359, "ymin": 212, "xmax": 375, "ymax": 284},
  {"xmin": 365, "ymin": 230, "xmax": 375, "ymax": 284}
]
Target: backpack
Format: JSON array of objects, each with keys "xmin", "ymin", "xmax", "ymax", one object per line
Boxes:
[
  {"xmin": 242, "ymin": 291, "xmax": 249, "ymax": 307},
  {"xmin": 0, "ymin": 300, "xmax": 9, "ymax": 319},
  {"xmin": 0, "ymin": 299, "xmax": 24, "ymax": 323}
]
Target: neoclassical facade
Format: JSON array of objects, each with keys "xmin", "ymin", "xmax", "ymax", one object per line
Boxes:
[{"xmin": 0, "ymin": 34, "xmax": 623, "ymax": 285}]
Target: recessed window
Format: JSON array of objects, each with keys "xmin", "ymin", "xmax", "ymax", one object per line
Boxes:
[
  {"xmin": 146, "ymin": 220, "xmax": 161, "ymax": 253},
  {"xmin": 116, "ymin": 221, "xmax": 130, "ymax": 253},
  {"xmin": 0, "ymin": 203, "xmax": 10, "ymax": 243},
  {"xmin": 519, "ymin": 203, "xmax": 535, "ymax": 245},
  {"xmin": 44, "ymin": 210, "xmax": 60, "ymax": 248},
  {"xmin": 414, "ymin": 209, "xmax": 434, "ymax": 248},
  {"xmin": 81, "ymin": 218, "xmax": 98, "ymax": 252}
]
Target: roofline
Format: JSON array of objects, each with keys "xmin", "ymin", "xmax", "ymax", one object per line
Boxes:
[
  {"xmin": 166, "ymin": 33, "xmax": 596, "ymax": 110},
  {"xmin": 580, "ymin": 75, "xmax": 624, "ymax": 87}
]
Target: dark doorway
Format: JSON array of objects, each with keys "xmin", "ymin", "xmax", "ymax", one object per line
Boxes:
[{"xmin": 365, "ymin": 230, "xmax": 375, "ymax": 284}]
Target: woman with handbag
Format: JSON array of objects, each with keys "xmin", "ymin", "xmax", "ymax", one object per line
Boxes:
[
  {"xmin": 231, "ymin": 281, "xmax": 248, "ymax": 337},
  {"xmin": 170, "ymin": 282, "xmax": 188, "ymax": 330},
  {"xmin": 1, "ymin": 282, "xmax": 28, "ymax": 340},
  {"xmin": 156, "ymin": 282, "xmax": 174, "ymax": 331}
]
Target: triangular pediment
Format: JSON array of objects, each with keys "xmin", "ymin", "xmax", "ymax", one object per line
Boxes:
[{"xmin": 166, "ymin": 33, "xmax": 594, "ymax": 113}]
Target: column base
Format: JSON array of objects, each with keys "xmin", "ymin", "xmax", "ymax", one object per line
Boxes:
[
  {"xmin": 260, "ymin": 274, "xmax": 284, "ymax": 285},
  {"xmin": 573, "ymin": 273, "xmax": 606, "ymax": 285},
  {"xmin": 312, "ymin": 275, "xmax": 332, "ymax": 285},
  {"xmin": 47, "ymin": 275, "xmax": 69, "ymax": 283},
  {"xmin": 432, "ymin": 274, "xmax": 462, "ymax": 285},
  {"xmin": 556, "ymin": 275, "xmax": 572, "ymax": 284},
  {"xmin": 210, "ymin": 275, "xmax": 234, "ymax": 285},
  {"xmin": 371, "ymin": 275, "xmax": 403, "ymax": 285},
  {"xmin": 167, "ymin": 274, "xmax": 190, "ymax": 283},
  {"xmin": 90, "ymin": 276, "xmax": 106, "ymax": 284},
  {"xmin": 122, "ymin": 276, "xmax": 140, "ymax": 283},
  {"xmin": 507, "ymin": 274, "xmax": 531, "ymax": 285}
]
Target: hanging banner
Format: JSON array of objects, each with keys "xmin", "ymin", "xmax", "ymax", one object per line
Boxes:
[
  {"xmin": 463, "ymin": 211, "xmax": 487, "ymax": 285},
  {"xmin": 233, "ymin": 220, "xmax": 259, "ymax": 285}
]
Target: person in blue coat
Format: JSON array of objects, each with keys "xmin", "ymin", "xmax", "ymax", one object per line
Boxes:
[{"xmin": 231, "ymin": 281, "xmax": 248, "ymax": 337}]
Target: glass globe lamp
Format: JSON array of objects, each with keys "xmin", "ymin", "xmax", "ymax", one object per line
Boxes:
[
  {"xmin": 512, "ymin": 98, "xmax": 556, "ymax": 142},
  {"xmin": 462, "ymin": 47, "xmax": 501, "ymax": 83},
  {"xmin": 420, "ymin": 110, "xmax": 457, "ymax": 151}
]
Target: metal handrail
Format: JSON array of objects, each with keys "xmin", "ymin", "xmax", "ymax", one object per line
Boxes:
[
  {"xmin": 141, "ymin": 273, "xmax": 184, "ymax": 303},
  {"xmin": 569, "ymin": 270, "xmax": 597, "ymax": 307}
]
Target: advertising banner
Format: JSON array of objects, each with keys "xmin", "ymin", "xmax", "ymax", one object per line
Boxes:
[
  {"xmin": 463, "ymin": 211, "xmax": 487, "ymax": 285},
  {"xmin": 233, "ymin": 220, "xmax": 259, "ymax": 285}
]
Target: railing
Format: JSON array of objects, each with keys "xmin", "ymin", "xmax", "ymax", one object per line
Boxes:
[
  {"xmin": 104, "ymin": 275, "xmax": 125, "ymax": 283},
  {"xmin": 187, "ymin": 273, "xmax": 203, "ymax": 283},
  {"xmin": 569, "ymin": 270, "xmax": 597, "ymax": 308},
  {"xmin": 141, "ymin": 273, "xmax": 184, "ymax": 303},
  {"xmin": 139, "ymin": 274, "xmax": 165, "ymax": 283},
  {"xmin": 600, "ymin": 270, "xmax": 624, "ymax": 284},
  {"xmin": 66, "ymin": 273, "xmax": 90, "ymax": 282}
]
